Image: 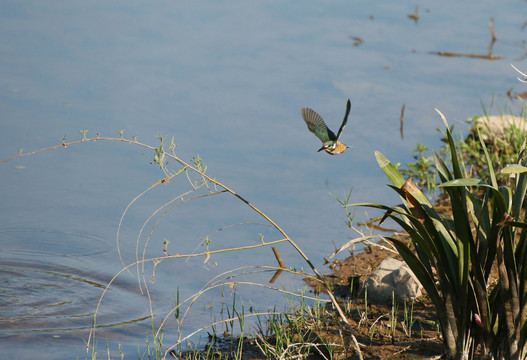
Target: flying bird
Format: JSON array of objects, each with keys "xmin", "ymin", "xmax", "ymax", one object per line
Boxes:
[{"xmin": 301, "ymin": 99, "xmax": 351, "ymax": 155}]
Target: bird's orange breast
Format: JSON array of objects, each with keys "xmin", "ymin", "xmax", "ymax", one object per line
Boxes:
[{"xmin": 325, "ymin": 142, "xmax": 348, "ymax": 155}]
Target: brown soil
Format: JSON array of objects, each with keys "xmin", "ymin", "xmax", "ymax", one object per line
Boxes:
[{"xmin": 307, "ymin": 244, "xmax": 445, "ymax": 359}]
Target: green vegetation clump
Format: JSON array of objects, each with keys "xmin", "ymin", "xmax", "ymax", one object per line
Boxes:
[{"xmin": 353, "ymin": 110, "xmax": 527, "ymax": 359}]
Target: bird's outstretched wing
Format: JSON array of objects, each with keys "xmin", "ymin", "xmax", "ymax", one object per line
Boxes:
[
  {"xmin": 336, "ymin": 99, "xmax": 351, "ymax": 142},
  {"xmin": 301, "ymin": 107, "xmax": 336, "ymax": 143}
]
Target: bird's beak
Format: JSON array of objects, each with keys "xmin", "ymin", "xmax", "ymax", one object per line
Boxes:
[{"xmin": 317, "ymin": 146, "xmax": 326, "ymax": 152}]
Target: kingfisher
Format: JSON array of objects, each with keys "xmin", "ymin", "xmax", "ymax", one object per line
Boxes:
[{"xmin": 301, "ymin": 99, "xmax": 351, "ymax": 155}]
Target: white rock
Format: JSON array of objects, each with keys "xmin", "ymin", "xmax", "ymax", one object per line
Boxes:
[
  {"xmin": 472, "ymin": 115, "xmax": 527, "ymax": 142},
  {"xmin": 363, "ymin": 257, "xmax": 423, "ymax": 304}
]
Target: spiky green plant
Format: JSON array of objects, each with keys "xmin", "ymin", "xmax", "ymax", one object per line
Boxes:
[{"xmin": 351, "ymin": 110, "xmax": 527, "ymax": 359}]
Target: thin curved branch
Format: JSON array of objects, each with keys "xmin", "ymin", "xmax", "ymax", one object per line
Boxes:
[{"xmin": 1, "ymin": 136, "xmax": 363, "ymax": 359}]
